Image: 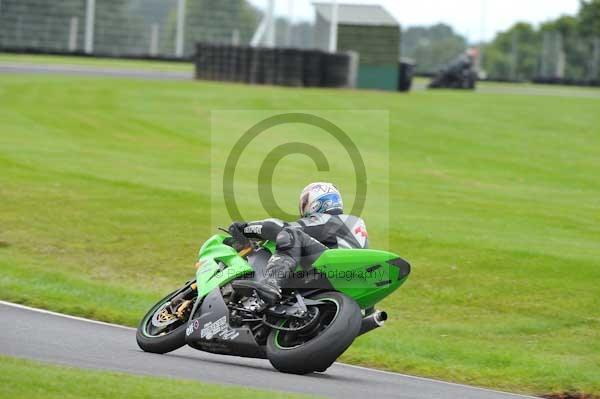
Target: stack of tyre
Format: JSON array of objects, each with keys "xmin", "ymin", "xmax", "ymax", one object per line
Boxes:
[{"xmin": 195, "ymin": 42, "xmax": 356, "ymax": 89}]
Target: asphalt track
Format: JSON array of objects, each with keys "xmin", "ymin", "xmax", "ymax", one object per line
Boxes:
[
  {"xmin": 0, "ymin": 302, "xmax": 539, "ymax": 399},
  {"xmin": 2, "ymin": 62, "xmax": 600, "ymax": 99},
  {"xmin": 0, "ymin": 62, "xmax": 193, "ymax": 80}
]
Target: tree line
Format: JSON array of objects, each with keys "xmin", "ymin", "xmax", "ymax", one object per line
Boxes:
[{"xmin": 482, "ymin": 0, "xmax": 600, "ymax": 81}]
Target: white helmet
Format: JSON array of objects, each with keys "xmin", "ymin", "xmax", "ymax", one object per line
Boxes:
[{"xmin": 299, "ymin": 182, "xmax": 343, "ymax": 218}]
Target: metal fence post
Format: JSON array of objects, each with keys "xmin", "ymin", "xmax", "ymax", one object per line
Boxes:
[
  {"xmin": 175, "ymin": 0, "xmax": 186, "ymax": 57},
  {"xmin": 150, "ymin": 24, "xmax": 159, "ymax": 56},
  {"xmin": 69, "ymin": 17, "xmax": 79, "ymax": 52},
  {"xmin": 541, "ymin": 31, "xmax": 565, "ymax": 79},
  {"xmin": 232, "ymin": 29, "xmax": 240, "ymax": 46},
  {"xmin": 510, "ymin": 30, "xmax": 518, "ymax": 81},
  {"xmin": 328, "ymin": 0, "xmax": 338, "ymax": 52},
  {"xmin": 590, "ymin": 37, "xmax": 600, "ymax": 80},
  {"xmin": 556, "ymin": 32, "xmax": 565, "ymax": 78},
  {"xmin": 16, "ymin": 15, "xmax": 22, "ymax": 45},
  {"xmin": 265, "ymin": 0, "xmax": 275, "ymax": 47},
  {"xmin": 84, "ymin": 0, "xmax": 95, "ymax": 54},
  {"xmin": 540, "ymin": 31, "xmax": 549, "ymax": 77},
  {"xmin": 479, "ymin": 0, "xmax": 486, "ymax": 67},
  {"xmin": 286, "ymin": 0, "xmax": 294, "ymax": 47}
]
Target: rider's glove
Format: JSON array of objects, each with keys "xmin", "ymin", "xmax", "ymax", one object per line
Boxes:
[
  {"xmin": 228, "ymin": 221, "xmax": 247, "ymax": 236},
  {"xmin": 228, "ymin": 221, "xmax": 250, "ymax": 251}
]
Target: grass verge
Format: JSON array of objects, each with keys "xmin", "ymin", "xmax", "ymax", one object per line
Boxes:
[
  {"xmin": 0, "ymin": 356, "xmax": 316, "ymax": 399},
  {"xmin": 0, "ymin": 73, "xmax": 599, "ymax": 396}
]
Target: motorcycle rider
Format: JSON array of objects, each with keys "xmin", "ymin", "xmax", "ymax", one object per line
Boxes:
[{"xmin": 228, "ymin": 182, "xmax": 368, "ymax": 304}]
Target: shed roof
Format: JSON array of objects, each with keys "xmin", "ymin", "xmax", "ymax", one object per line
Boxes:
[{"xmin": 313, "ymin": 3, "xmax": 399, "ymax": 27}]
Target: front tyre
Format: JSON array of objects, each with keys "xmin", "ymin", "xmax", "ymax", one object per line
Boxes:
[
  {"xmin": 266, "ymin": 291, "xmax": 361, "ymax": 374},
  {"xmin": 136, "ymin": 282, "xmax": 195, "ymax": 354}
]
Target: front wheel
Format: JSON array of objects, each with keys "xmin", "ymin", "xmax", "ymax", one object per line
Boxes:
[
  {"xmin": 136, "ymin": 281, "xmax": 196, "ymax": 354},
  {"xmin": 266, "ymin": 291, "xmax": 362, "ymax": 374}
]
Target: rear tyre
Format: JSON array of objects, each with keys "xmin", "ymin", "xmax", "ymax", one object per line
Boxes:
[
  {"xmin": 266, "ymin": 291, "xmax": 361, "ymax": 374},
  {"xmin": 136, "ymin": 283, "xmax": 195, "ymax": 354}
]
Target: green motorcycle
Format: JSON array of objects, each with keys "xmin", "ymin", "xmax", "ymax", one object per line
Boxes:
[{"xmin": 136, "ymin": 230, "xmax": 410, "ymax": 374}]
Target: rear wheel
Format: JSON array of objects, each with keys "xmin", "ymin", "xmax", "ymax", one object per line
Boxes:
[
  {"xmin": 266, "ymin": 291, "xmax": 361, "ymax": 374},
  {"xmin": 136, "ymin": 282, "xmax": 196, "ymax": 354}
]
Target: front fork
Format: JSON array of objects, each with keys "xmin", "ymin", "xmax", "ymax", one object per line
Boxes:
[{"xmin": 169, "ymin": 281, "xmax": 197, "ymax": 319}]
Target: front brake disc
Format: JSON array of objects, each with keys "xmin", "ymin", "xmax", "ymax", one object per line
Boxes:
[{"xmin": 151, "ymin": 302, "xmax": 180, "ymax": 328}]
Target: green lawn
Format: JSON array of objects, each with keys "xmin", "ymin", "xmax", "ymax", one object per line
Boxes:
[
  {"xmin": 0, "ymin": 356, "xmax": 316, "ymax": 399},
  {"xmin": 0, "ymin": 52, "xmax": 193, "ymax": 72},
  {"xmin": 0, "ymin": 73, "xmax": 599, "ymax": 397}
]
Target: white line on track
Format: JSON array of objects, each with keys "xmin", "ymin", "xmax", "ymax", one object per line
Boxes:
[
  {"xmin": 0, "ymin": 300, "xmax": 540, "ymax": 398},
  {"xmin": 0, "ymin": 300, "xmax": 135, "ymax": 331}
]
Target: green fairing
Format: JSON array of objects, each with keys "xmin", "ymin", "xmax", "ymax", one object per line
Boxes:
[
  {"xmin": 196, "ymin": 234, "xmax": 408, "ymax": 309},
  {"xmin": 195, "ymin": 234, "xmax": 254, "ymax": 298},
  {"xmin": 312, "ymin": 249, "xmax": 408, "ymax": 308}
]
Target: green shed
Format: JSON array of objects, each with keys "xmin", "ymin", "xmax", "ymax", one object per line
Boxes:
[{"xmin": 314, "ymin": 3, "xmax": 400, "ymax": 91}]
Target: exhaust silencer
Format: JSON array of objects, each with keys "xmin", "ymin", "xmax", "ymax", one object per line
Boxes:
[{"xmin": 358, "ymin": 310, "xmax": 388, "ymax": 336}]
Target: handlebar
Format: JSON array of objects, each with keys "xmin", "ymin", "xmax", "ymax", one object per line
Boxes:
[{"xmin": 219, "ymin": 226, "xmax": 257, "ymax": 257}]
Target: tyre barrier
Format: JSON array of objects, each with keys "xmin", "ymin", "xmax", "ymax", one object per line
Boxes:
[
  {"xmin": 194, "ymin": 42, "xmax": 357, "ymax": 89},
  {"xmin": 321, "ymin": 51, "xmax": 355, "ymax": 88},
  {"xmin": 302, "ymin": 50, "xmax": 324, "ymax": 87},
  {"xmin": 276, "ymin": 48, "xmax": 304, "ymax": 87},
  {"xmin": 261, "ymin": 48, "xmax": 278, "ymax": 85}
]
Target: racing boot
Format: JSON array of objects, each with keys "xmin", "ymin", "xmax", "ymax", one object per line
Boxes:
[{"xmin": 253, "ymin": 253, "xmax": 297, "ymax": 305}]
